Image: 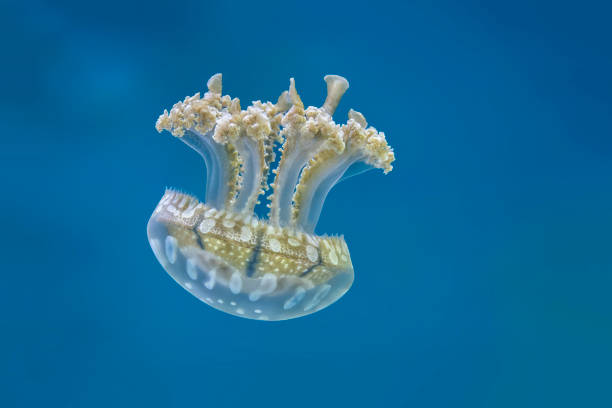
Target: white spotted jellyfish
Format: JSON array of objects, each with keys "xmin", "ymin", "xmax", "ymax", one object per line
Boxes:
[{"xmin": 148, "ymin": 73, "xmax": 395, "ymax": 320}]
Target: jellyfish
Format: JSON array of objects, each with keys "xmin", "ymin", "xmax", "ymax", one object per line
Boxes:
[{"xmin": 148, "ymin": 73, "xmax": 395, "ymax": 320}]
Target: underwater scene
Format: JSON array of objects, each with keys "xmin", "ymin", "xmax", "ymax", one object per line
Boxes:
[{"xmin": 3, "ymin": 0, "xmax": 612, "ymax": 407}]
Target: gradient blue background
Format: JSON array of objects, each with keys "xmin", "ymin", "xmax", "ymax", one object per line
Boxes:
[{"xmin": 2, "ymin": 1, "xmax": 611, "ymax": 407}]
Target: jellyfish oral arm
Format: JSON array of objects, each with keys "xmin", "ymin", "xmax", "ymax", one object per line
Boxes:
[
  {"xmin": 268, "ymin": 136, "xmax": 326, "ymax": 227},
  {"xmin": 267, "ymin": 77, "xmax": 349, "ymax": 228},
  {"xmin": 291, "ymin": 152, "xmax": 363, "ymax": 233},
  {"xmin": 229, "ymin": 135, "xmax": 262, "ymax": 213},
  {"xmin": 290, "ymin": 110, "xmax": 395, "ymax": 233},
  {"xmin": 180, "ymin": 129, "xmax": 233, "ymax": 210},
  {"xmin": 321, "ymin": 74, "xmax": 350, "ymax": 115}
]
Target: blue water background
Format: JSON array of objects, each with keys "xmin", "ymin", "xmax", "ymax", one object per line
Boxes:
[{"xmin": 2, "ymin": 1, "xmax": 611, "ymax": 407}]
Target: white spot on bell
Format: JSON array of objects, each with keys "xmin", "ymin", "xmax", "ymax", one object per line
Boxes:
[
  {"xmin": 306, "ymin": 245, "xmax": 319, "ymax": 263},
  {"xmin": 229, "ymin": 272, "xmax": 243, "ymax": 294},
  {"xmin": 248, "ymin": 273, "xmax": 277, "ymax": 301},
  {"xmin": 199, "ymin": 218, "xmax": 216, "ymax": 233},
  {"xmin": 304, "ymin": 284, "xmax": 331, "ymax": 312},
  {"xmin": 150, "ymin": 238, "xmax": 163, "ymax": 260},
  {"xmin": 204, "ymin": 269, "xmax": 216, "ymax": 290},
  {"xmin": 181, "ymin": 202, "xmax": 199, "ymax": 218},
  {"xmin": 283, "ymin": 287, "xmax": 306, "ymax": 310},
  {"xmin": 259, "ymin": 273, "xmax": 277, "ymax": 293},
  {"xmin": 288, "ymin": 238, "xmax": 300, "ymax": 247},
  {"xmin": 240, "ymin": 226, "xmax": 252, "ymax": 242},
  {"xmin": 222, "ymin": 219, "xmax": 235, "ymax": 228},
  {"xmin": 269, "ymin": 238, "xmax": 281, "ymax": 252},
  {"xmin": 186, "ymin": 259, "xmax": 198, "ymax": 280},
  {"xmin": 165, "ymin": 236, "xmax": 178, "ymax": 264}
]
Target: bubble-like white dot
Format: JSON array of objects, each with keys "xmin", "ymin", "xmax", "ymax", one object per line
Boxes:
[
  {"xmin": 248, "ymin": 273, "xmax": 277, "ymax": 301},
  {"xmin": 150, "ymin": 238, "xmax": 163, "ymax": 259},
  {"xmin": 283, "ymin": 287, "xmax": 306, "ymax": 310},
  {"xmin": 165, "ymin": 236, "xmax": 178, "ymax": 264},
  {"xmin": 186, "ymin": 259, "xmax": 198, "ymax": 280},
  {"xmin": 303, "ymin": 284, "xmax": 332, "ymax": 312},
  {"xmin": 240, "ymin": 226, "xmax": 252, "ymax": 242},
  {"xmin": 269, "ymin": 238, "xmax": 281, "ymax": 252},
  {"xmin": 199, "ymin": 218, "xmax": 216, "ymax": 233},
  {"xmin": 306, "ymin": 245, "xmax": 319, "ymax": 263},
  {"xmin": 260, "ymin": 273, "xmax": 277, "ymax": 293},
  {"xmin": 229, "ymin": 272, "xmax": 243, "ymax": 294},
  {"xmin": 204, "ymin": 269, "xmax": 216, "ymax": 290}
]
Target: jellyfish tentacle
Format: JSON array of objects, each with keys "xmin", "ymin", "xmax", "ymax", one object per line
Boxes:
[
  {"xmin": 268, "ymin": 78, "xmax": 346, "ymax": 227},
  {"xmin": 220, "ymin": 103, "xmax": 269, "ymax": 214},
  {"xmin": 268, "ymin": 78, "xmax": 306, "ymax": 226},
  {"xmin": 178, "ymin": 129, "xmax": 233, "ymax": 209},
  {"xmin": 322, "ymin": 75, "xmax": 349, "ymax": 115},
  {"xmin": 207, "ymin": 73, "xmax": 222, "ymax": 94},
  {"xmin": 155, "ymin": 74, "xmax": 242, "ymax": 209},
  {"xmin": 291, "ymin": 151, "xmax": 361, "ymax": 233},
  {"xmin": 291, "ymin": 110, "xmax": 394, "ymax": 233},
  {"xmin": 212, "ymin": 96, "xmax": 291, "ymax": 215}
]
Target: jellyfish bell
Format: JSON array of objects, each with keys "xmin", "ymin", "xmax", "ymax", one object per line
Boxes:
[
  {"xmin": 148, "ymin": 191, "xmax": 354, "ymax": 321},
  {"xmin": 149, "ymin": 73, "xmax": 395, "ymax": 320}
]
